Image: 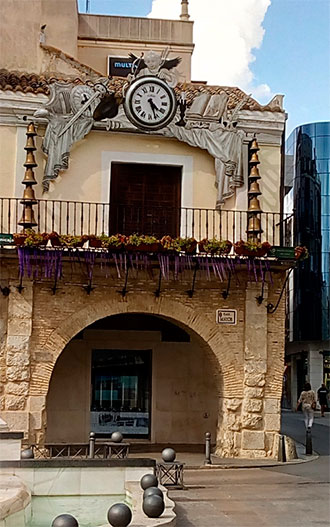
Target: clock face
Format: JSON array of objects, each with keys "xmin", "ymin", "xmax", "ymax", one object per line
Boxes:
[
  {"xmin": 124, "ymin": 77, "xmax": 177, "ymax": 130},
  {"xmin": 70, "ymin": 85, "xmax": 96, "ymax": 115}
]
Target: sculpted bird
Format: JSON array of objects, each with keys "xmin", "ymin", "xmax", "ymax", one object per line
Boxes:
[{"xmin": 93, "ymin": 93, "xmax": 123, "ymax": 121}]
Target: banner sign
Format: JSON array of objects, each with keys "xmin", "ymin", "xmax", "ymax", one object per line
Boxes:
[{"xmin": 216, "ymin": 309, "xmax": 237, "ymax": 325}]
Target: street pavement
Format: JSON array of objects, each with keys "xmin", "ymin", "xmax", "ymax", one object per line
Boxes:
[{"xmin": 169, "ymin": 411, "xmax": 330, "ymax": 526}]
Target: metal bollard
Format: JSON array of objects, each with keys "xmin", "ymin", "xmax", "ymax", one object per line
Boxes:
[
  {"xmin": 279, "ymin": 435, "xmax": 286, "ymax": 462},
  {"xmin": 205, "ymin": 432, "xmax": 211, "ymax": 465},
  {"xmin": 89, "ymin": 431, "xmax": 95, "ymax": 459},
  {"xmin": 305, "ymin": 428, "xmax": 312, "ymax": 455}
]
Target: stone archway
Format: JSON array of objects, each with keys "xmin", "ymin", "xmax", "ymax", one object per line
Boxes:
[
  {"xmin": 45, "ymin": 312, "xmax": 222, "ymax": 445},
  {"xmin": 30, "ymin": 294, "xmax": 233, "ymax": 398},
  {"xmin": 28, "ymin": 293, "xmax": 236, "ymax": 448}
]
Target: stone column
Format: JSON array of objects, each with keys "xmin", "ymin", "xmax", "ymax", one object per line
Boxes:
[
  {"xmin": 240, "ymin": 282, "xmax": 268, "ymax": 458},
  {"xmin": 2, "ymin": 284, "xmax": 33, "ymax": 435}
]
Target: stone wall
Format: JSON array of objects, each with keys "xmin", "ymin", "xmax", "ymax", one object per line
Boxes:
[{"xmin": 0, "ymin": 255, "xmax": 286, "ymax": 458}]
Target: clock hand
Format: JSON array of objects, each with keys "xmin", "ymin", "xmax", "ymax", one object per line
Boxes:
[
  {"xmin": 147, "ymin": 98, "xmax": 160, "ymax": 118},
  {"xmin": 149, "ymin": 99, "xmax": 160, "ymax": 112}
]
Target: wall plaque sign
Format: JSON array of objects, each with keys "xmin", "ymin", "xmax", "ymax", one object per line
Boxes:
[{"xmin": 216, "ymin": 309, "xmax": 237, "ymax": 325}]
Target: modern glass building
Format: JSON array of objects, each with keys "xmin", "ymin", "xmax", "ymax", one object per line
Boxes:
[{"xmin": 284, "ymin": 122, "xmax": 330, "ymax": 405}]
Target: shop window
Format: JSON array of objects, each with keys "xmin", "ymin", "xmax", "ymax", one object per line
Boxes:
[{"xmin": 91, "ymin": 349, "xmax": 151, "ymax": 438}]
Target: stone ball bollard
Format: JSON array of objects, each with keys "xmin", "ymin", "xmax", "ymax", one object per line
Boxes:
[
  {"xmin": 107, "ymin": 503, "xmax": 132, "ymax": 527},
  {"xmin": 142, "ymin": 495, "xmax": 165, "ymax": 518},
  {"xmin": 161, "ymin": 447, "xmax": 176, "ymax": 462},
  {"xmin": 21, "ymin": 447, "xmax": 34, "ymax": 459},
  {"xmin": 143, "ymin": 486, "xmax": 163, "ymax": 500},
  {"xmin": 140, "ymin": 473, "xmax": 158, "ymax": 490},
  {"xmin": 111, "ymin": 431, "xmax": 123, "ymax": 443},
  {"xmin": 51, "ymin": 514, "xmax": 79, "ymax": 527}
]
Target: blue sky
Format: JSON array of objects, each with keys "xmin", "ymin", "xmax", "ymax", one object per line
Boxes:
[{"xmin": 77, "ymin": 0, "xmax": 330, "ymax": 136}]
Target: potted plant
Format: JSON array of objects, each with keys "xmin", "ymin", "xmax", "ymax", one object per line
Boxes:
[
  {"xmin": 294, "ymin": 246, "xmax": 309, "ymax": 260},
  {"xmin": 124, "ymin": 234, "xmax": 160, "ymax": 252},
  {"xmin": 13, "ymin": 231, "xmax": 27, "ymax": 246},
  {"xmin": 234, "ymin": 240, "xmax": 272, "ymax": 257},
  {"xmin": 97, "ymin": 233, "xmax": 111, "ymax": 249},
  {"xmin": 160, "ymin": 235, "xmax": 176, "ymax": 253},
  {"xmin": 47, "ymin": 231, "xmax": 62, "ymax": 247},
  {"xmin": 173, "ymin": 237, "xmax": 197, "ymax": 254},
  {"xmin": 88, "ymin": 234, "xmax": 102, "ymax": 248},
  {"xmin": 58, "ymin": 234, "xmax": 86, "ymax": 248},
  {"xmin": 105, "ymin": 234, "xmax": 126, "ymax": 251},
  {"xmin": 24, "ymin": 230, "xmax": 48, "ymax": 247},
  {"xmin": 138, "ymin": 235, "xmax": 160, "ymax": 252},
  {"xmin": 198, "ymin": 238, "xmax": 232, "ymax": 255}
]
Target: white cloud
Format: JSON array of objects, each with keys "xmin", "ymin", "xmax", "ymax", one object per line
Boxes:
[
  {"xmin": 251, "ymin": 83, "xmax": 273, "ymax": 103},
  {"xmin": 148, "ymin": 0, "xmax": 272, "ymax": 102}
]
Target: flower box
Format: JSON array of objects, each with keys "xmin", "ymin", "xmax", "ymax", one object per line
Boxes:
[
  {"xmin": 198, "ymin": 239, "xmax": 232, "ymax": 255},
  {"xmin": 294, "ymin": 246, "xmax": 309, "ymax": 260},
  {"xmin": 234, "ymin": 241, "xmax": 272, "ymax": 257},
  {"xmin": 13, "ymin": 234, "xmax": 27, "ymax": 246},
  {"xmin": 124, "ymin": 235, "xmax": 160, "ymax": 252},
  {"xmin": 88, "ymin": 237, "xmax": 102, "ymax": 248}
]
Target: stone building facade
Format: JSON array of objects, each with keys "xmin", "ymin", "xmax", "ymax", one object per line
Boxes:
[
  {"xmin": 1, "ymin": 254, "xmax": 286, "ymax": 458},
  {"xmin": 0, "ymin": 0, "xmax": 291, "ymax": 458}
]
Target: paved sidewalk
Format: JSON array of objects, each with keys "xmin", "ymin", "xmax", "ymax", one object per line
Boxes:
[
  {"xmin": 168, "ymin": 464, "xmax": 329, "ymax": 527},
  {"xmin": 130, "ymin": 440, "xmax": 317, "ymax": 469},
  {"xmin": 166, "ymin": 412, "xmax": 329, "ymax": 526}
]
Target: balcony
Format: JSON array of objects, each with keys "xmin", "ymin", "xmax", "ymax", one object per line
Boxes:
[{"xmin": 0, "ymin": 197, "xmax": 291, "ymax": 247}]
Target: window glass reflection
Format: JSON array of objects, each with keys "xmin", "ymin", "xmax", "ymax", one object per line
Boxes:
[
  {"xmin": 315, "ymin": 136, "xmax": 330, "ymax": 159},
  {"xmin": 91, "ymin": 349, "xmax": 151, "ymax": 437},
  {"xmin": 301, "ymin": 123, "xmax": 316, "ymax": 137},
  {"xmin": 315, "ymin": 122, "xmax": 330, "ymax": 136}
]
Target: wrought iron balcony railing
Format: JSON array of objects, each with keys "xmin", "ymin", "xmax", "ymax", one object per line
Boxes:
[{"xmin": 0, "ymin": 197, "xmax": 293, "ymax": 246}]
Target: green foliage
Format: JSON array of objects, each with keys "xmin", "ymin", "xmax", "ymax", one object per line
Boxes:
[{"xmin": 199, "ymin": 238, "xmax": 232, "ymax": 254}]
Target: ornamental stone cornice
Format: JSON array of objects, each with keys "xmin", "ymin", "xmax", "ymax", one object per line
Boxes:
[{"xmin": 0, "ymin": 92, "xmax": 48, "ymax": 127}]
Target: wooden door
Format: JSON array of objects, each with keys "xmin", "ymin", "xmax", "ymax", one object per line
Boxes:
[{"xmin": 110, "ymin": 163, "xmax": 181, "ymax": 237}]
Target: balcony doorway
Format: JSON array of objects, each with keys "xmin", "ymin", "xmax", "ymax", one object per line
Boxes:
[{"xmin": 109, "ymin": 162, "xmax": 182, "ymax": 237}]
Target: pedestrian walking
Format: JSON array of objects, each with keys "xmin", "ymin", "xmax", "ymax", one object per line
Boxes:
[
  {"xmin": 317, "ymin": 383, "xmax": 329, "ymax": 417},
  {"xmin": 296, "ymin": 382, "xmax": 317, "ymax": 429}
]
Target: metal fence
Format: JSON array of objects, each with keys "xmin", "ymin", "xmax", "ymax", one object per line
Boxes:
[{"xmin": 0, "ymin": 197, "xmax": 292, "ymax": 246}]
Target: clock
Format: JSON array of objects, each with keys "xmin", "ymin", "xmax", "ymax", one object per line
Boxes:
[
  {"xmin": 70, "ymin": 85, "xmax": 97, "ymax": 115},
  {"xmin": 124, "ymin": 76, "xmax": 177, "ymax": 131}
]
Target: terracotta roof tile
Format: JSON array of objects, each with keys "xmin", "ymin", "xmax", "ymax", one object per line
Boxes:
[{"xmin": 0, "ymin": 69, "xmax": 284, "ymax": 113}]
